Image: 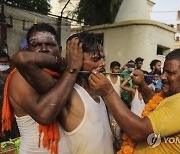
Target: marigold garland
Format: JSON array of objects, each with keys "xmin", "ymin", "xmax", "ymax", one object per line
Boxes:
[{"xmin": 117, "ymin": 92, "xmax": 164, "ymax": 154}]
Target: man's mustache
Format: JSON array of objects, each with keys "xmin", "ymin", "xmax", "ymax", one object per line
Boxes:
[{"xmin": 96, "ymin": 67, "xmax": 106, "ymax": 73}]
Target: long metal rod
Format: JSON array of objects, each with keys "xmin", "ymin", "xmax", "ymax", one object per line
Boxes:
[{"xmin": 78, "ymin": 71, "xmax": 159, "ymax": 77}]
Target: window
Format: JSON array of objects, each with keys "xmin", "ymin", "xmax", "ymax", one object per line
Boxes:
[
  {"xmin": 157, "ymin": 45, "xmax": 170, "ymax": 56},
  {"xmin": 176, "ymin": 36, "xmax": 180, "ymax": 41},
  {"xmin": 177, "ymin": 24, "xmax": 180, "ymax": 32},
  {"xmin": 178, "ymin": 11, "xmax": 180, "ymax": 20}
]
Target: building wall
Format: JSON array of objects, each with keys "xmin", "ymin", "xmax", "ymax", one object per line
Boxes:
[
  {"xmin": 147, "ymin": 0, "xmax": 155, "ymax": 12},
  {"xmin": 76, "ymin": 20, "xmax": 175, "ymax": 72},
  {"xmin": 175, "ymin": 9, "xmax": 180, "ymax": 49},
  {"xmin": 104, "ymin": 24, "xmax": 174, "ymax": 72}
]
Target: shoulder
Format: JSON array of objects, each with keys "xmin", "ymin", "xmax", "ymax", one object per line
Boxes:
[
  {"xmin": 9, "ymin": 71, "xmax": 32, "ymax": 92},
  {"xmin": 69, "ymin": 87, "xmax": 86, "ymax": 104},
  {"xmin": 60, "ymin": 88, "xmax": 85, "ymax": 131},
  {"xmin": 8, "ymin": 71, "xmax": 38, "ymax": 108},
  {"xmin": 107, "ymin": 75, "xmax": 110, "ymax": 80},
  {"xmin": 166, "ymin": 93, "xmax": 180, "ymax": 104}
]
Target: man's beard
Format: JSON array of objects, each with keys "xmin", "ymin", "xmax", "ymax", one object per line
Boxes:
[{"xmin": 154, "ymin": 69, "xmax": 161, "ymax": 74}]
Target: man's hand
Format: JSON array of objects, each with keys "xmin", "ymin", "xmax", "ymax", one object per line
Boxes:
[
  {"xmin": 66, "ymin": 38, "xmax": 83, "ymax": 70},
  {"xmin": 131, "ymin": 69, "xmax": 146, "ymax": 87},
  {"xmin": 88, "ymin": 70, "xmax": 114, "ymax": 97},
  {"xmin": 131, "ymin": 69, "xmax": 154, "ymax": 103}
]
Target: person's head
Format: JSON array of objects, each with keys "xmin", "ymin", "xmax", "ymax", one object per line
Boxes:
[
  {"xmin": 128, "ymin": 60, "xmax": 135, "ymax": 65},
  {"xmin": 67, "ymin": 32, "xmax": 104, "ymax": 82},
  {"xmin": 0, "ymin": 52, "xmax": 10, "ymax": 72},
  {"xmin": 135, "ymin": 57, "xmax": 144, "ymax": 69},
  {"xmin": 152, "ymin": 70, "xmax": 161, "ymax": 85},
  {"xmin": 150, "ymin": 59, "xmax": 161, "ymax": 73},
  {"xmin": 26, "ymin": 23, "xmax": 61, "ymax": 57},
  {"xmin": 161, "ymin": 49, "xmax": 180, "ymax": 97},
  {"xmin": 78, "ymin": 32, "xmax": 105, "ymax": 73},
  {"xmin": 126, "ymin": 60, "xmax": 135, "ymax": 73},
  {"xmin": 110, "ymin": 61, "xmax": 120, "ymax": 74}
]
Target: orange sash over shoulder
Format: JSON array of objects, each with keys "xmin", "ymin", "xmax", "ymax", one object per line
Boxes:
[{"xmin": 2, "ymin": 68, "xmax": 60, "ymax": 154}]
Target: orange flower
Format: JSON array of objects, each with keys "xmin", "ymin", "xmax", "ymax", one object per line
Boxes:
[
  {"xmin": 122, "ymin": 133, "xmax": 128, "ymax": 140},
  {"xmin": 117, "ymin": 150, "xmax": 123, "ymax": 154},
  {"xmin": 117, "ymin": 92, "xmax": 164, "ymax": 154}
]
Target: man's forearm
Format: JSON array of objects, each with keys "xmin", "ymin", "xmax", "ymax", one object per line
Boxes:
[
  {"xmin": 103, "ymin": 91, "xmax": 153, "ymax": 142},
  {"xmin": 13, "ymin": 52, "xmax": 60, "ymax": 71},
  {"xmin": 13, "ymin": 52, "xmax": 61, "ymax": 94},
  {"xmin": 131, "ymin": 71, "xmax": 155, "ymax": 103},
  {"xmin": 33, "ymin": 71, "xmax": 78, "ymax": 125}
]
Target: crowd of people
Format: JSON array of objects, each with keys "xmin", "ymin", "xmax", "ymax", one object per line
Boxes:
[
  {"xmin": 106, "ymin": 57, "xmax": 163, "ymax": 151},
  {"xmin": 0, "ymin": 23, "xmax": 179, "ymax": 154},
  {"xmin": 108, "ymin": 58, "xmax": 162, "ymax": 109}
]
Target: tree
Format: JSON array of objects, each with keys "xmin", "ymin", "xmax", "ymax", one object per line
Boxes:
[
  {"xmin": 74, "ymin": 0, "xmax": 123, "ymax": 26},
  {"xmin": 110, "ymin": 0, "xmax": 123, "ymax": 22},
  {"xmin": 0, "ymin": 0, "xmax": 50, "ymax": 15}
]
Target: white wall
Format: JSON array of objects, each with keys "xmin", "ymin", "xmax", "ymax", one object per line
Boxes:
[
  {"xmin": 104, "ymin": 24, "xmax": 174, "ymax": 71},
  {"xmin": 78, "ymin": 20, "xmax": 175, "ymax": 72}
]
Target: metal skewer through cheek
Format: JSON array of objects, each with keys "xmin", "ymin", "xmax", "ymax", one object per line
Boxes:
[{"xmin": 78, "ymin": 70, "xmax": 160, "ymax": 77}]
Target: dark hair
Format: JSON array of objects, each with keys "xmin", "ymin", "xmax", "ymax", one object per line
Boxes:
[
  {"xmin": 128, "ymin": 60, "xmax": 135, "ymax": 64},
  {"xmin": 68, "ymin": 32, "xmax": 102, "ymax": 54},
  {"xmin": 150, "ymin": 59, "xmax": 161, "ymax": 70},
  {"xmin": 66, "ymin": 33, "xmax": 79, "ymax": 43},
  {"xmin": 0, "ymin": 52, "xmax": 10, "ymax": 60},
  {"xmin": 135, "ymin": 57, "xmax": 144, "ymax": 63},
  {"xmin": 110, "ymin": 61, "xmax": 120, "ymax": 69},
  {"xmin": 166, "ymin": 49, "xmax": 180, "ymax": 61},
  {"xmin": 80, "ymin": 32, "xmax": 102, "ymax": 54},
  {"xmin": 66, "ymin": 32, "xmax": 103, "ymax": 59},
  {"xmin": 26, "ymin": 23, "xmax": 60, "ymax": 46}
]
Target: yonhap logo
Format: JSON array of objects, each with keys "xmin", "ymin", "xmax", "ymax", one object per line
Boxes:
[{"xmin": 147, "ymin": 133, "xmax": 161, "ymax": 148}]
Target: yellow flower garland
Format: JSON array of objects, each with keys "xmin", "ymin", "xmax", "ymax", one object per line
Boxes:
[{"xmin": 117, "ymin": 92, "xmax": 164, "ymax": 154}]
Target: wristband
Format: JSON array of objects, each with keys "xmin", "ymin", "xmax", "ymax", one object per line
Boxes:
[{"xmin": 66, "ymin": 67, "xmax": 80, "ymax": 74}]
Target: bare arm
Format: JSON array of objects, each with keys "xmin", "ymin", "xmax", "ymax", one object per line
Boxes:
[
  {"xmin": 9, "ymin": 70, "xmax": 78, "ymax": 125},
  {"xmin": 12, "ymin": 52, "xmax": 58, "ymax": 94},
  {"xmin": 10, "ymin": 38, "xmax": 83, "ymax": 125},
  {"xmin": 89, "ymin": 71, "xmax": 153, "ymax": 142},
  {"xmin": 121, "ymin": 76, "xmax": 135, "ymax": 94},
  {"xmin": 12, "ymin": 38, "xmax": 82, "ymax": 94}
]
